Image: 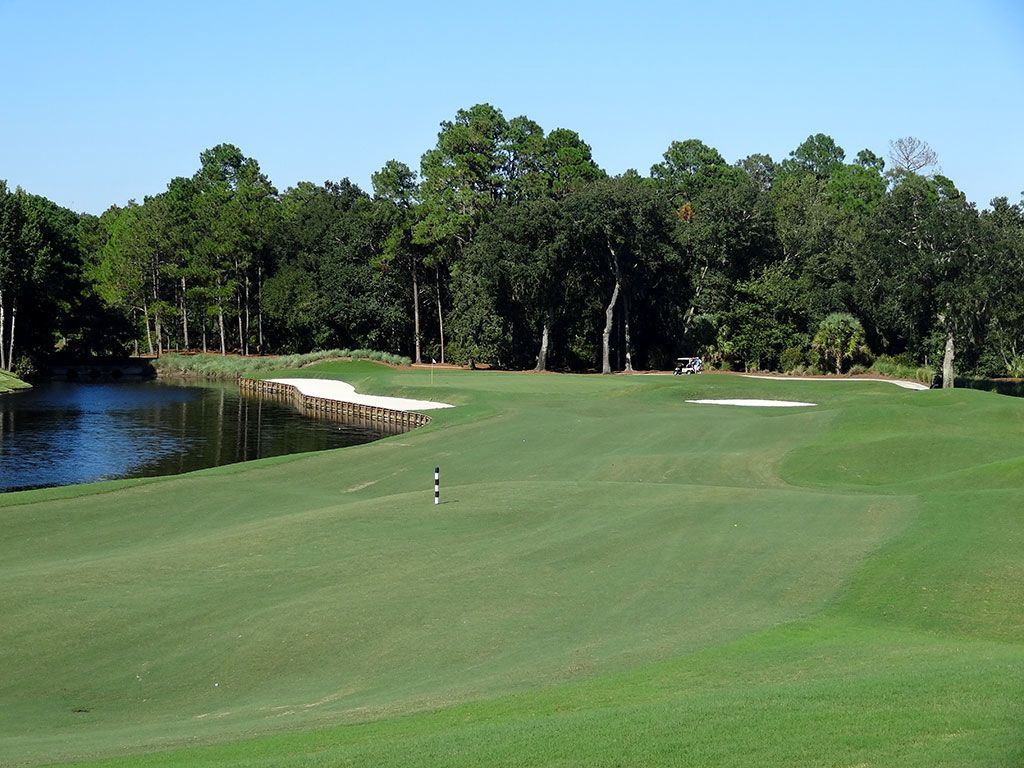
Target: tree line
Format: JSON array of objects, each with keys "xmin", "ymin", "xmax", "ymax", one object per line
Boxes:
[{"xmin": 2, "ymin": 104, "xmax": 1022, "ymax": 385}]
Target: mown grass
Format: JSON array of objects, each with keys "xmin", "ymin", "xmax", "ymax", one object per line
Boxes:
[
  {"xmin": 1, "ymin": 367, "xmax": 1021, "ymax": 767},
  {"xmin": 0, "ymin": 370, "xmax": 31, "ymax": 392}
]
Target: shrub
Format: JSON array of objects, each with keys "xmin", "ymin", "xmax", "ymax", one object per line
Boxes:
[
  {"xmin": 779, "ymin": 346, "xmax": 806, "ymax": 373},
  {"xmin": 956, "ymin": 377, "xmax": 1024, "ymax": 397},
  {"xmin": 12, "ymin": 355, "xmax": 40, "ymax": 381},
  {"xmin": 1005, "ymin": 356, "xmax": 1024, "ymax": 379},
  {"xmin": 869, "ymin": 355, "xmax": 934, "ymax": 384},
  {"xmin": 811, "ymin": 313, "xmax": 870, "ymax": 374}
]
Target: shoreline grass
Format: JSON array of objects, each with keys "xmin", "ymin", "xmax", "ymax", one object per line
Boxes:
[
  {"xmin": 153, "ymin": 350, "xmax": 412, "ymax": 380},
  {"xmin": 2, "ymin": 364, "xmax": 1022, "ymax": 766},
  {"xmin": 866, "ymin": 355, "xmax": 935, "ymax": 384},
  {"xmin": 0, "ymin": 370, "xmax": 31, "ymax": 393}
]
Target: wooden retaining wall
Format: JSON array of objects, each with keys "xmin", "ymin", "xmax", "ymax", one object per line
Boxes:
[{"xmin": 238, "ymin": 378, "xmax": 430, "ymax": 434}]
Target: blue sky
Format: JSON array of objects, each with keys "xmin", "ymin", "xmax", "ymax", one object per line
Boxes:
[{"xmin": 1, "ymin": 0, "xmax": 1022, "ymax": 213}]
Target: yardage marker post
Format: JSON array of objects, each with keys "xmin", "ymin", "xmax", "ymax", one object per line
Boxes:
[{"xmin": 434, "ymin": 466, "xmax": 440, "ymax": 505}]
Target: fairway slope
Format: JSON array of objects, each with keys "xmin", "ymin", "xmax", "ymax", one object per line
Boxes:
[{"xmin": 2, "ymin": 365, "xmax": 1022, "ymax": 767}]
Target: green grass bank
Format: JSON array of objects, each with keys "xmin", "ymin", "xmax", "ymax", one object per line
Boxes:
[
  {"xmin": 0, "ymin": 370, "xmax": 31, "ymax": 393},
  {"xmin": 1, "ymin": 365, "xmax": 1021, "ymax": 767}
]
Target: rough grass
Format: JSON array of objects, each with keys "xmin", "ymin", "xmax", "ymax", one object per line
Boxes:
[
  {"xmin": 154, "ymin": 350, "xmax": 412, "ymax": 379},
  {"xmin": 1, "ymin": 368, "xmax": 1022, "ymax": 767},
  {"xmin": 956, "ymin": 376, "xmax": 1024, "ymax": 398},
  {"xmin": 0, "ymin": 370, "xmax": 31, "ymax": 392},
  {"xmin": 867, "ymin": 356, "xmax": 935, "ymax": 384}
]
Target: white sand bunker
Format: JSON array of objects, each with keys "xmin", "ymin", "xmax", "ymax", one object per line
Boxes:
[
  {"xmin": 268, "ymin": 378, "xmax": 453, "ymax": 412},
  {"xmin": 687, "ymin": 399, "xmax": 817, "ymax": 408}
]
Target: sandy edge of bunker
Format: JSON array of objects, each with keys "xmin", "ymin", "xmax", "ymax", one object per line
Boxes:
[{"xmin": 268, "ymin": 378, "xmax": 454, "ymax": 412}]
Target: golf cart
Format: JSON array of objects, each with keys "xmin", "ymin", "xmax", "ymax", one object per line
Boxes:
[{"xmin": 674, "ymin": 357, "xmax": 703, "ymax": 375}]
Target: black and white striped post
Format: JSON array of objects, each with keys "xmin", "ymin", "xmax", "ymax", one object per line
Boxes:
[{"xmin": 434, "ymin": 466, "xmax": 440, "ymax": 505}]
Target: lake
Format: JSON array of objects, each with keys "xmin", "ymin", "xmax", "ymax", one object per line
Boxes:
[{"xmin": 0, "ymin": 380, "xmax": 383, "ymax": 493}]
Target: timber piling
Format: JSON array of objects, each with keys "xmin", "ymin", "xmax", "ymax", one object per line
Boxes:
[{"xmin": 238, "ymin": 378, "xmax": 430, "ymax": 435}]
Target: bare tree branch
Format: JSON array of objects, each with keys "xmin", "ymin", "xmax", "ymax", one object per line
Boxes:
[{"xmin": 888, "ymin": 136, "xmax": 938, "ymax": 174}]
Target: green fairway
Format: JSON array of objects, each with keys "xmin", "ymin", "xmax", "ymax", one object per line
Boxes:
[{"xmin": 1, "ymin": 365, "xmax": 1021, "ymax": 767}]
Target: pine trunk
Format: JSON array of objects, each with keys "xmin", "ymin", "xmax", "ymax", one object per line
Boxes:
[
  {"xmin": 942, "ymin": 320, "xmax": 955, "ymax": 389},
  {"xmin": 243, "ymin": 275, "xmax": 251, "ymax": 356},
  {"xmin": 155, "ymin": 311, "xmax": 163, "ymax": 356},
  {"xmin": 535, "ymin": 307, "xmax": 552, "ymax": 372},
  {"xmin": 0, "ymin": 289, "xmax": 7, "ymax": 370},
  {"xmin": 681, "ymin": 263, "xmax": 710, "ymax": 338},
  {"xmin": 150, "ymin": 254, "xmax": 160, "ymax": 354},
  {"xmin": 180, "ymin": 277, "xmax": 190, "ymax": 350},
  {"xmin": 412, "ymin": 260, "xmax": 422, "ymax": 364},
  {"xmin": 7, "ymin": 297, "xmax": 15, "ymax": 368},
  {"xmin": 602, "ymin": 243, "xmax": 622, "ymax": 374},
  {"xmin": 436, "ymin": 266, "xmax": 445, "ymax": 365},
  {"xmin": 218, "ymin": 306, "xmax": 226, "ymax": 355},
  {"xmin": 236, "ymin": 290, "xmax": 244, "ymax": 356},
  {"xmin": 257, "ymin": 264, "xmax": 264, "ymax": 354},
  {"xmin": 143, "ymin": 301, "xmax": 154, "ymax": 356},
  {"xmin": 623, "ymin": 292, "xmax": 633, "ymax": 372},
  {"xmin": 601, "ymin": 279, "xmax": 621, "ymax": 375}
]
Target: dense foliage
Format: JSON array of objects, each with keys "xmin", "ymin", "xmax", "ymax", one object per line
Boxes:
[{"xmin": 2, "ymin": 106, "xmax": 1022, "ymax": 383}]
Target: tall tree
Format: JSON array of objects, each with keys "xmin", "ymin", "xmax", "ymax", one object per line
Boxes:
[
  {"xmin": 94, "ymin": 202, "xmax": 161, "ymax": 353},
  {"xmin": 770, "ymin": 135, "xmax": 860, "ymax": 323},
  {"xmin": 415, "ymin": 104, "xmax": 512, "ymax": 362},
  {"xmin": 0, "ymin": 182, "xmax": 26, "ymax": 370},
  {"xmin": 372, "ymin": 160, "xmax": 424, "ymax": 362},
  {"xmin": 0, "ymin": 184, "xmax": 85, "ymax": 368},
  {"xmin": 929, "ymin": 177, "xmax": 986, "ymax": 386},
  {"xmin": 653, "ymin": 141, "xmax": 771, "ymax": 351},
  {"xmin": 462, "ymin": 197, "xmax": 574, "ymax": 370},
  {"xmin": 266, "ymin": 179, "xmax": 404, "ymax": 353},
  {"xmin": 191, "ymin": 144, "xmax": 278, "ymax": 355},
  {"xmin": 977, "ymin": 197, "xmax": 1024, "ymax": 376},
  {"xmin": 862, "ymin": 173, "xmax": 985, "ymax": 385},
  {"xmin": 780, "ymin": 133, "xmax": 846, "ymax": 180},
  {"xmin": 542, "ymin": 128, "xmax": 605, "ymax": 198},
  {"xmin": 565, "ymin": 175, "xmax": 677, "ymax": 373},
  {"xmin": 888, "ymin": 136, "xmax": 938, "ymax": 175}
]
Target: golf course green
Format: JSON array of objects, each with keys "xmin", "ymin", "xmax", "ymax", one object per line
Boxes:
[{"xmin": 2, "ymin": 362, "xmax": 1021, "ymax": 767}]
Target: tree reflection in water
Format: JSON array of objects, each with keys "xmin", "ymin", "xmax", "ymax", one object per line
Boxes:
[{"xmin": 0, "ymin": 380, "xmax": 382, "ymax": 492}]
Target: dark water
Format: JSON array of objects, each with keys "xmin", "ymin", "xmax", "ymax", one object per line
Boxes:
[{"xmin": 0, "ymin": 380, "xmax": 383, "ymax": 493}]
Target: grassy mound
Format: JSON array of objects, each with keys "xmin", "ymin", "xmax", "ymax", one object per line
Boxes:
[
  {"xmin": 0, "ymin": 370, "xmax": 31, "ymax": 393},
  {"xmin": 1, "ymin": 366, "xmax": 1021, "ymax": 767}
]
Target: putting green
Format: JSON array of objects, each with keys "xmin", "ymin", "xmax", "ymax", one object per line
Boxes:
[{"xmin": 1, "ymin": 364, "xmax": 1021, "ymax": 767}]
